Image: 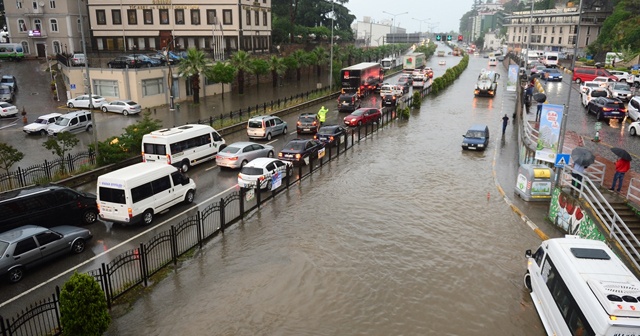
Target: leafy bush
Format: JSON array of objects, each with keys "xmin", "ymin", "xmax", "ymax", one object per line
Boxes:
[
  {"xmin": 411, "ymin": 91, "xmax": 421, "ymax": 109},
  {"xmin": 60, "ymin": 272, "xmax": 110, "ymax": 336}
]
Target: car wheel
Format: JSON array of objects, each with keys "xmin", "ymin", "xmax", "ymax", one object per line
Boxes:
[
  {"xmin": 82, "ymin": 209, "xmax": 98, "ymax": 224},
  {"xmin": 184, "ymin": 190, "xmax": 195, "ymax": 204},
  {"xmin": 68, "ymin": 103, "xmax": 74, "ymax": 108},
  {"xmin": 631, "ymin": 127, "xmax": 637, "ymax": 136},
  {"xmin": 102, "ymin": 106, "xmax": 108, "ymax": 112},
  {"xmin": 283, "ymin": 127, "xmax": 288, "ymax": 135},
  {"xmin": 621, "ymin": 79, "xmax": 627, "ymax": 83},
  {"xmin": 265, "ymin": 179, "xmax": 272, "ymax": 190},
  {"xmin": 142, "ymin": 210, "xmax": 153, "ymax": 226},
  {"xmin": 8, "ymin": 267, "xmax": 24, "ymax": 283},
  {"xmin": 575, "ymin": 78, "xmax": 582, "ymax": 84},
  {"xmin": 108, "ymin": 63, "xmax": 113, "ymax": 68},
  {"xmin": 596, "ymin": 111, "xmax": 603, "ymax": 121},
  {"xmin": 240, "ymin": 160, "xmax": 248, "ymax": 168},
  {"xmin": 71, "ymin": 239, "xmax": 86, "ymax": 254},
  {"xmin": 267, "ymin": 151, "xmax": 274, "ymax": 158},
  {"xmin": 86, "ymin": 125, "xmax": 93, "ymax": 132},
  {"xmin": 266, "ymin": 133, "xmax": 272, "ymax": 141},
  {"xmin": 357, "ymin": 120, "xmax": 362, "ymax": 126},
  {"xmin": 180, "ymin": 160, "xmax": 190, "ymax": 173},
  {"xmin": 524, "ymin": 272, "xmax": 532, "ymax": 293},
  {"xmin": 123, "ymin": 110, "xmax": 129, "ymax": 116},
  {"xmin": 40, "ymin": 129, "xmax": 47, "ymax": 136}
]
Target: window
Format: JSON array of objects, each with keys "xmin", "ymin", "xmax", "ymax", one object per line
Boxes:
[
  {"xmin": 77, "ymin": 19, "xmax": 81, "ymax": 32},
  {"xmin": 223, "ymin": 9, "xmax": 232, "ymax": 25},
  {"xmin": 552, "ymin": 27, "xmax": 555, "ymax": 33},
  {"xmin": 143, "ymin": 143, "xmax": 166, "ymax": 155},
  {"xmin": 53, "ymin": 41, "xmax": 60, "ymax": 53},
  {"xmin": 34, "ymin": 19, "xmax": 41, "ymax": 31},
  {"xmin": 255, "ymin": 11, "xmax": 259, "ymax": 26},
  {"xmin": 175, "ymin": 9, "xmax": 184, "ymax": 24},
  {"xmin": 32, "ymin": 1, "xmax": 37, "ymax": 10},
  {"xmin": 16, "ymin": 1, "xmax": 22, "ymax": 9},
  {"xmin": 263, "ymin": 11, "xmax": 267, "ymax": 26},
  {"xmin": 131, "ymin": 183, "xmax": 153, "ymax": 203},
  {"xmin": 49, "ymin": 0, "xmax": 55, "ymax": 8},
  {"xmin": 143, "ymin": 9, "xmax": 153, "ymax": 24},
  {"xmin": 206, "ymin": 9, "xmax": 217, "ymax": 25},
  {"xmin": 550, "ymin": 36, "xmax": 554, "ymax": 44},
  {"xmin": 544, "ymin": 27, "xmax": 547, "ymax": 33},
  {"xmin": 127, "ymin": 9, "xmax": 137, "ymax": 25},
  {"xmin": 98, "ymin": 187, "xmax": 125, "ymax": 204},
  {"xmin": 543, "ymin": 36, "xmax": 546, "ymax": 43},
  {"xmin": 191, "ymin": 9, "xmax": 200, "ymax": 25},
  {"xmin": 142, "ymin": 78, "xmax": 164, "ymax": 96},
  {"xmin": 112, "ymin": 10, "xmax": 122, "ymax": 24},
  {"xmin": 169, "ymin": 134, "xmax": 212, "ymax": 154},
  {"xmin": 50, "ymin": 19, "xmax": 58, "ymax": 32},
  {"xmin": 160, "ymin": 9, "xmax": 169, "ymax": 24},
  {"xmin": 93, "ymin": 79, "xmax": 119, "ymax": 97},
  {"xmin": 246, "ymin": 10, "xmax": 251, "ymax": 25},
  {"xmin": 36, "ymin": 231, "xmax": 61, "ymax": 246},
  {"xmin": 96, "ymin": 10, "xmax": 106, "ymax": 25},
  {"xmin": 151, "ymin": 176, "xmax": 171, "ymax": 194},
  {"xmin": 14, "ymin": 238, "xmax": 37, "ymax": 255},
  {"xmin": 560, "ymin": 27, "xmax": 563, "ymax": 33},
  {"xmin": 21, "ymin": 41, "xmax": 29, "ymax": 54},
  {"xmin": 518, "ymin": 27, "xmax": 521, "ymax": 33},
  {"xmin": 558, "ymin": 37, "xmax": 562, "ymax": 44}
]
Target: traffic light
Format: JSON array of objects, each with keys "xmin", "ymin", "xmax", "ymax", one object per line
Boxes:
[
  {"xmin": 436, "ymin": 35, "xmax": 441, "ymax": 41},
  {"xmin": 458, "ymin": 35, "xmax": 463, "ymax": 41},
  {"xmin": 447, "ymin": 35, "xmax": 452, "ymax": 41}
]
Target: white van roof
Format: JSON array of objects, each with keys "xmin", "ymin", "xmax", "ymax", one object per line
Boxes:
[
  {"xmin": 98, "ymin": 162, "xmax": 177, "ymax": 186},
  {"xmin": 148, "ymin": 124, "xmax": 215, "ymax": 137}
]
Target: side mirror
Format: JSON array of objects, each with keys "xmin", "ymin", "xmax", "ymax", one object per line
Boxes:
[
  {"xmin": 525, "ymin": 249, "xmax": 532, "ymax": 258},
  {"xmin": 462, "ymin": 134, "xmax": 466, "ymax": 138}
]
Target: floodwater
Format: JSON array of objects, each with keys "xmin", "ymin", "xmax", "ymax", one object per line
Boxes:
[{"xmin": 106, "ymin": 56, "xmax": 547, "ymax": 335}]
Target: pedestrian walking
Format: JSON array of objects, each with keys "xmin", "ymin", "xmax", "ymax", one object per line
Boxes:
[
  {"xmin": 572, "ymin": 162, "xmax": 585, "ymax": 190},
  {"xmin": 612, "ymin": 59, "xmax": 616, "ymax": 68},
  {"xmin": 610, "ymin": 157, "xmax": 631, "ymax": 192},
  {"xmin": 502, "ymin": 114, "xmax": 509, "ymax": 134},
  {"xmin": 536, "ymin": 100, "xmax": 544, "ymax": 121}
]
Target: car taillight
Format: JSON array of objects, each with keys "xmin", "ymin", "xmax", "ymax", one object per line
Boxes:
[
  {"xmin": 228, "ymin": 156, "xmax": 238, "ymax": 161},
  {"xmin": 313, "ymin": 121, "xmax": 317, "ymax": 125},
  {"xmin": 258, "ymin": 175, "xmax": 265, "ymax": 181},
  {"xmin": 166, "ymin": 154, "xmax": 171, "ymax": 164},
  {"xmin": 329, "ymin": 136, "xmax": 334, "ymax": 141},
  {"xmin": 278, "ymin": 152, "xmax": 283, "ymax": 158},
  {"xmin": 128, "ymin": 208, "xmax": 133, "ymax": 218},
  {"xmin": 141, "ymin": 152, "xmax": 146, "ymax": 162},
  {"xmin": 297, "ymin": 121, "xmax": 301, "ymax": 126},
  {"xmin": 295, "ymin": 154, "xmax": 301, "ymax": 159}
]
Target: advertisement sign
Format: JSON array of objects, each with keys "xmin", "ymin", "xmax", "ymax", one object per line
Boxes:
[
  {"xmin": 271, "ymin": 172, "xmax": 282, "ymax": 191},
  {"xmin": 516, "ymin": 173, "xmax": 528, "ymax": 194},
  {"xmin": 531, "ymin": 181, "xmax": 552, "ymax": 196},
  {"xmin": 507, "ymin": 64, "xmax": 518, "ymax": 92},
  {"xmin": 535, "ymin": 104, "xmax": 564, "ymax": 163}
]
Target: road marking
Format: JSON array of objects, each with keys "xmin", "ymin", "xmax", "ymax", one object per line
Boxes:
[
  {"xmin": 0, "ymin": 120, "xmax": 18, "ymax": 130},
  {"xmin": 0, "ymin": 184, "xmax": 237, "ymax": 308}
]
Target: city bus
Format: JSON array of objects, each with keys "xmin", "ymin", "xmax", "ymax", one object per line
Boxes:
[
  {"xmin": 524, "ymin": 236, "xmax": 640, "ymax": 335},
  {"xmin": 0, "ymin": 43, "xmax": 25, "ymax": 61}
]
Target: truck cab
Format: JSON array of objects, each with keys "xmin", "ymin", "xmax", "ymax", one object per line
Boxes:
[{"xmin": 474, "ymin": 69, "xmax": 500, "ymax": 97}]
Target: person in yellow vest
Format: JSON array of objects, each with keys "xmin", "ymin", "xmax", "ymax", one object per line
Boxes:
[{"xmin": 317, "ymin": 106, "xmax": 328, "ymax": 125}]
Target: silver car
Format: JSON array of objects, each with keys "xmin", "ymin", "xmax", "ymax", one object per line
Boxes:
[
  {"xmin": 216, "ymin": 142, "xmax": 275, "ymax": 169},
  {"xmin": 101, "ymin": 100, "xmax": 142, "ymax": 115},
  {"xmin": 0, "ymin": 85, "xmax": 14, "ymax": 103},
  {"xmin": 0, "ymin": 225, "xmax": 92, "ymax": 283},
  {"xmin": 607, "ymin": 82, "xmax": 632, "ymax": 102}
]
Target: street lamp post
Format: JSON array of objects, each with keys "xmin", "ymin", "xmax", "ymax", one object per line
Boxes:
[
  {"xmin": 77, "ymin": 0, "xmax": 98, "ymax": 159},
  {"xmin": 524, "ymin": 0, "xmax": 535, "ymax": 68},
  {"xmin": 412, "ymin": 18, "xmax": 430, "ymax": 37},
  {"xmin": 383, "ymin": 11, "xmax": 408, "ymax": 44},
  {"xmin": 329, "ymin": 0, "xmax": 334, "ymax": 92}
]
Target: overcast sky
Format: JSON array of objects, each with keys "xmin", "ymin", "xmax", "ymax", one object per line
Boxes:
[{"xmin": 345, "ymin": 0, "xmax": 476, "ymax": 34}]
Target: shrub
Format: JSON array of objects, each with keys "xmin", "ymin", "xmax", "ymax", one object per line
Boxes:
[
  {"xmin": 411, "ymin": 91, "xmax": 421, "ymax": 109},
  {"xmin": 60, "ymin": 272, "xmax": 110, "ymax": 336}
]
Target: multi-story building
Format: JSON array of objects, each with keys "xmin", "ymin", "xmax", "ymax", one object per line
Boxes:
[
  {"xmin": 88, "ymin": 0, "xmax": 271, "ymax": 57},
  {"xmin": 503, "ymin": 2, "xmax": 611, "ymax": 58},
  {"xmin": 353, "ymin": 17, "xmax": 406, "ymax": 47},
  {"xmin": 4, "ymin": 0, "xmax": 89, "ymax": 57}
]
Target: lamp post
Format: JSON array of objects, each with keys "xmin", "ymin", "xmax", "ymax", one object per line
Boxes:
[
  {"xmin": 524, "ymin": 0, "xmax": 535, "ymax": 68},
  {"xmin": 383, "ymin": 11, "xmax": 408, "ymax": 44},
  {"xmin": 77, "ymin": 0, "xmax": 98, "ymax": 159},
  {"xmin": 329, "ymin": 0, "xmax": 334, "ymax": 92},
  {"xmin": 412, "ymin": 18, "xmax": 430, "ymax": 38}
]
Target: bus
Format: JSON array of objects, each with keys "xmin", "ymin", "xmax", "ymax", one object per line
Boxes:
[
  {"xmin": 141, "ymin": 124, "xmax": 226, "ymax": 173},
  {"xmin": 380, "ymin": 57, "xmax": 396, "ymax": 71},
  {"xmin": 524, "ymin": 236, "xmax": 640, "ymax": 335},
  {"xmin": 0, "ymin": 43, "xmax": 25, "ymax": 61}
]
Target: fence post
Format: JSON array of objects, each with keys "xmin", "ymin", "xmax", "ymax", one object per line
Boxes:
[
  {"xmin": 349, "ymin": 129, "xmax": 353, "ymax": 150},
  {"xmin": 219, "ymin": 197, "xmax": 225, "ymax": 231},
  {"xmin": 197, "ymin": 210, "xmax": 203, "ymax": 246},
  {"xmin": 101, "ymin": 263, "xmax": 112, "ymax": 309},
  {"xmin": 239, "ymin": 187, "xmax": 245, "ymax": 217},
  {"xmin": 17, "ymin": 166, "xmax": 24, "ymax": 188},
  {"xmin": 263, "ymin": 102, "xmax": 267, "ymax": 113},
  {"xmin": 357, "ymin": 124, "xmax": 361, "ymax": 142},
  {"xmin": 139, "ymin": 243, "xmax": 148, "ymax": 287},
  {"xmin": 170, "ymin": 225, "xmax": 178, "ymax": 266},
  {"xmin": 255, "ymin": 182, "xmax": 262, "ymax": 208},
  {"xmin": 286, "ymin": 165, "xmax": 291, "ymax": 189}
]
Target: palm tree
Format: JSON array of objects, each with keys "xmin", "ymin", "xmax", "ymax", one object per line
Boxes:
[
  {"xmin": 312, "ymin": 46, "xmax": 329, "ymax": 78},
  {"xmin": 291, "ymin": 49, "xmax": 307, "ymax": 81},
  {"xmin": 267, "ymin": 56, "xmax": 287, "ymax": 88},
  {"xmin": 229, "ymin": 50, "xmax": 252, "ymax": 94},
  {"xmin": 344, "ymin": 45, "xmax": 357, "ymax": 65},
  {"xmin": 177, "ymin": 48, "xmax": 209, "ymax": 104},
  {"xmin": 306, "ymin": 52, "xmax": 318, "ymax": 80},
  {"xmin": 251, "ymin": 58, "xmax": 269, "ymax": 90}
]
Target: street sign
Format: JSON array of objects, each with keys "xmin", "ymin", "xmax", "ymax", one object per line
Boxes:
[
  {"xmin": 555, "ymin": 153, "xmax": 570, "ymax": 168},
  {"xmin": 70, "ymin": 84, "xmax": 76, "ymax": 90},
  {"xmin": 595, "ymin": 122, "xmax": 602, "ymax": 131}
]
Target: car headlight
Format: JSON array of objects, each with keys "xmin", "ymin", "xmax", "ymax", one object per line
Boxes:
[{"xmin": 478, "ymin": 144, "xmax": 484, "ymax": 147}]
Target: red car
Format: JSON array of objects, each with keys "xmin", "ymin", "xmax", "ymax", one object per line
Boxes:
[{"xmin": 343, "ymin": 108, "xmax": 382, "ymax": 127}]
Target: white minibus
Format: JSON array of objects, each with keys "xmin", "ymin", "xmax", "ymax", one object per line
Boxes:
[
  {"xmin": 543, "ymin": 52, "xmax": 559, "ymax": 68},
  {"xmin": 97, "ymin": 163, "xmax": 196, "ymax": 225},
  {"xmin": 524, "ymin": 236, "xmax": 640, "ymax": 336},
  {"xmin": 141, "ymin": 124, "xmax": 225, "ymax": 172}
]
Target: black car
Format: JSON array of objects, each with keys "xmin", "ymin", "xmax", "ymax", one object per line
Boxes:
[
  {"xmin": 278, "ymin": 139, "xmax": 326, "ymax": 165},
  {"xmin": 337, "ymin": 92, "xmax": 360, "ymax": 113},
  {"xmin": 296, "ymin": 113, "xmax": 319, "ymax": 134},
  {"xmin": 396, "ymin": 78, "xmax": 410, "ymax": 94},
  {"xmin": 107, "ymin": 56, "xmax": 142, "ymax": 69},
  {"xmin": 314, "ymin": 125, "xmax": 348, "ymax": 147},
  {"xmin": 586, "ymin": 97, "xmax": 627, "ymax": 121},
  {"xmin": 382, "ymin": 94, "xmax": 397, "ymax": 107}
]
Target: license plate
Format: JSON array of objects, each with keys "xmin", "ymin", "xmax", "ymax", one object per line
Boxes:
[
  {"xmin": 303, "ymin": 128, "xmax": 310, "ymax": 131},
  {"xmin": 611, "ymin": 112, "xmax": 619, "ymax": 114}
]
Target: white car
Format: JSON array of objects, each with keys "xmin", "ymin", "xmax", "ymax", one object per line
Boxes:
[
  {"xmin": 581, "ymin": 87, "xmax": 609, "ymax": 107},
  {"xmin": 579, "ymin": 81, "xmax": 602, "ymax": 94},
  {"xmin": 23, "ymin": 112, "xmax": 61, "ymax": 135},
  {"xmin": 628, "ymin": 97, "xmax": 640, "ymax": 121},
  {"xmin": 216, "ymin": 142, "xmax": 274, "ymax": 169},
  {"xmin": 237, "ymin": 157, "xmax": 291, "ymax": 190},
  {"xmin": 609, "ymin": 70, "xmax": 632, "ymax": 83},
  {"xmin": 379, "ymin": 83, "xmax": 393, "ymax": 97},
  {"xmin": 66, "ymin": 94, "xmax": 106, "ymax": 109},
  {"xmin": 0, "ymin": 102, "xmax": 18, "ymax": 117},
  {"xmin": 629, "ymin": 120, "xmax": 640, "ymax": 136},
  {"xmin": 392, "ymin": 85, "xmax": 405, "ymax": 97},
  {"xmin": 101, "ymin": 100, "xmax": 142, "ymax": 115},
  {"xmin": 592, "ymin": 76, "xmax": 617, "ymax": 84}
]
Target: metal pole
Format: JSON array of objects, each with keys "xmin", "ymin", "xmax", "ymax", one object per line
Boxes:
[
  {"xmin": 524, "ymin": 0, "xmax": 534, "ymax": 67},
  {"xmin": 78, "ymin": 0, "xmax": 98, "ymax": 159},
  {"xmin": 329, "ymin": 0, "xmax": 334, "ymax": 92}
]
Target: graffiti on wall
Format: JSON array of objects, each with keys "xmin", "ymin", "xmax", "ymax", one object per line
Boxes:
[{"xmin": 548, "ymin": 188, "xmax": 606, "ymax": 241}]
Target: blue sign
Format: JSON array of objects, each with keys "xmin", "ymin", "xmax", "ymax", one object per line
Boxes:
[
  {"xmin": 70, "ymin": 84, "xmax": 76, "ymax": 90},
  {"xmin": 555, "ymin": 153, "xmax": 570, "ymax": 168}
]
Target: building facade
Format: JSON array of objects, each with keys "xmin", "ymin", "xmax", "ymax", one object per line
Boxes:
[
  {"xmin": 87, "ymin": 0, "xmax": 272, "ymax": 57},
  {"xmin": 353, "ymin": 17, "xmax": 406, "ymax": 47},
  {"xmin": 4, "ymin": 0, "xmax": 89, "ymax": 57}
]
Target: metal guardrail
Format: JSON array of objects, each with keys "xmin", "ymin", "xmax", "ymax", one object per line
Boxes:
[{"xmin": 627, "ymin": 178, "xmax": 640, "ymax": 206}]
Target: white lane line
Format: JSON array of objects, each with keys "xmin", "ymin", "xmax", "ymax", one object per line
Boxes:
[
  {"xmin": 0, "ymin": 184, "xmax": 237, "ymax": 308},
  {"xmin": 0, "ymin": 120, "xmax": 18, "ymax": 130}
]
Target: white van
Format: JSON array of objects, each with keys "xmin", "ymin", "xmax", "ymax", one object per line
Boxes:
[
  {"xmin": 97, "ymin": 163, "xmax": 196, "ymax": 225},
  {"xmin": 141, "ymin": 124, "xmax": 225, "ymax": 172},
  {"xmin": 543, "ymin": 52, "xmax": 559, "ymax": 67},
  {"xmin": 527, "ymin": 50, "xmax": 542, "ymax": 65},
  {"xmin": 488, "ymin": 57, "xmax": 498, "ymax": 66}
]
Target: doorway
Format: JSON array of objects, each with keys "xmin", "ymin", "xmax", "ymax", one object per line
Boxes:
[{"xmin": 36, "ymin": 43, "xmax": 45, "ymax": 57}]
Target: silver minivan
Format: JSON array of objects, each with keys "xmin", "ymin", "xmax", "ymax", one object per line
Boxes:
[
  {"xmin": 47, "ymin": 110, "xmax": 93, "ymax": 136},
  {"xmin": 247, "ymin": 115, "xmax": 288, "ymax": 141}
]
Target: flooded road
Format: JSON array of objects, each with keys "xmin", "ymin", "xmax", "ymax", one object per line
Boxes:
[{"xmin": 106, "ymin": 55, "xmax": 547, "ymax": 335}]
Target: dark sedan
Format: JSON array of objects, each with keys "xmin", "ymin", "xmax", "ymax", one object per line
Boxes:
[
  {"xmin": 278, "ymin": 139, "xmax": 326, "ymax": 166},
  {"xmin": 343, "ymin": 108, "xmax": 382, "ymax": 127},
  {"xmin": 586, "ymin": 97, "xmax": 627, "ymax": 121},
  {"xmin": 314, "ymin": 125, "xmax": 348, "ymax": 147},
  {"xmin": 382, "ymin": 94, "xmax": 397, "ymax": 107},
  {"xmin": 396, "ymin": 77, "xmax": 411, "ymax": 93},
  {"xmin": 107, "ymin": 56, "xmax": 141, "ymax": 69}
]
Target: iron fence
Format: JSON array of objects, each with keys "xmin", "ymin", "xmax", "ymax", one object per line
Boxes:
[{"xmin": 0, "ymin": 104, "xmax": 399, "ymax": 336}]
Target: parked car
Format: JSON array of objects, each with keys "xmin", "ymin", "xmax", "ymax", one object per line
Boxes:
[
  {"xmin": 609, "ymin": 70, "xmax": 632, "ymax": 83},
  {"xmin": 23, "ymin": 112, "xmax": 61, "ymax": 135},
  {"xmin": 314, "ymin": 125, "xmax": 348, "ymax": 147},
  {"xmin": 581, "ymin": 87, "xmax": 609, "ymax": 107},
  {"xmin": 107, "ymin": 56, "xmax": 141, "ymax": 69},
  {"xmin": 586, "ymin": 97, "xmax": 627, "ymax": 121},
  {"xmin": 296, "ymin": 112, "xmax": 319, "ymax": 134},
  {"xmin": 542, "ymin": 68, "xmax": 563, "ymax": 81},
  {"xmin": 66, "ymin": 94, "xmax": 106, "ymax": 108},
  {"xmin": 146, "ymin": 52, "xmax": 170, "ymax": 65},
  {"xmin": 0, "ymin": 225, "xmax": 92, "ymax": 283},
  {"xmin": 572, "ymin": 67, "xmax": 617, "ymax": 84},
  {"xmin": 47, "ymin": 110, "xmax": 93, "ymax": 135},
  {"xmin": 0, "ymin": 75, "xmax": 17, "ymax": 92},
  {"xmin": 0, "ymin": 102, "xmax": 18, "ymax": 117},
  {"xmin": 343, "ymin": 108, "xmax": 382, "ymax": 127},
  {"xmin": 278, "ymin": 139, "xmax": 326, "ymax": 166},
  {"xmin": 629, "ymin": 120, "xmax": 640, "ymax": 136},
  {"xmin": 246, "ymin": 115, "xmax": 288, "ymax": 140},
  {"xmin": 606, "ymin": 82, "xmax": 632, "ymax": 102},
  {"xmin": 70, "ymin": 53, "xmax": 86, "ymax": 66},
  {"xmin": 382, "ymin": 94, "xmax": 397, "ymax": 107},
  {"xmin": 462, "ymin": 124, "xmax": 490, "ymax": 151},
  {"xmin": 129, "ymin": 54, "xmax": 160, "ymax": 67},
  {"xmin": 0, "ymin": 85, "xmax": 14, "ymax": 103},
  {"xmin": 101, "ymin": 100, "xmax": 142, "ymax": 115},
  {"xmin": 237, "ymin": 157, "xmax": 291, "ymax": 190},
  {"xmin": 628, "ymin": 96, "xmax": 640, "ymax": 121},
  {"xmin": 215, "ymin": 142, "xmax": 274, "ymax": 169}
]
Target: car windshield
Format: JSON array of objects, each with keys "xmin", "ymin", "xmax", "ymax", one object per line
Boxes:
[
  {"xmin": 606, "ymin": 102, "xmax": 625, "ymax": 109},
  {"xmin": 351, "ymin": 110, "xmax": 365, "ymax": 116},
  {"xmin": 466, "ymin": 131, "xmax": 485, "ymax": 138},
  {"xmin": 35, "ymin": 118, "xmax": 47, "ymax": 124},
  {"xmin": 240, "ymin": 167, "xmax": 264, "ymax": 175},
  {"xmin": 612, "ymin": 83, "xmax": 629, "ymax": 90},
  {"xmin": 56, "ymin": 118, "xmax": 70, "ymax": 126},
  {"xmin": 0, "ymin": 241, "xmax": 8, "ymax": 256},
  {"xmin": 0, "ymin": 87, "xmax": 10, "ymax": 94},
  {"xmin": 284, "ymin": 142, "xmax": 306, "ymax": 151},
  {"xmin": 591, "ymin": 90, "xmax": 608, "ymax": 97},
  {"xmin": 299, "ymin": 116, "xmax": 315, "ymax": 122},
  {"xmin": 220, "ymin": 146, "xmax": 240, "ymax": 154}
]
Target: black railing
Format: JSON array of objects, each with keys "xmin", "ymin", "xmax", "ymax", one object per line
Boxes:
[{"xmin": 0, "ymin": 105, "xmax": 399, "ymax": 336}]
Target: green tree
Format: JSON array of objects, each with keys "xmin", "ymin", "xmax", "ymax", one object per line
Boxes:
[
  {"xmin": 206, "ymin": 61, "xmax": 237, "ymax": 99},
  {"xmin": 291, "ymin": 49, "xmax": 307, "ymax": 81},
  {"xmin": 91, "ymin": 112, "xmax": 162, "ymax": 165},
  {"xmin": 282, "ymin": 55, "xmax": 299, "ymax": 80},
  {"xmin": 42, "ymin": 132, "xmax": 79, "ymax": 174},
  {"xmin": 177, "ymin": 48, "xmax": 209, "ymax": 104},
  {"xmin": 251, "ymin": 58, "xmax": 270, "ymax": 89},
  {"xmin": 0, "ymin": 143, "xmax": 24, "ymax": 188},
  {"xmin": 229, "ymin": 50, "xmax": 252, "ymax": 94},
  {"xmin": 267, "ymin": 56, "xmax": 287, "ymax": 88},
  {"xmin": 60, "ymin": 272, "xmax": 110, "ymax": 336},
  {"xmin": 312, "ymin": 46, "xmax": 329, "ymax": 78}
]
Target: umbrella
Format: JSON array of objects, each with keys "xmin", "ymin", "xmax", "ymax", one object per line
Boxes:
[
  {"xmin": 530, "ymin": 72, "xmax": 540, "ymax": 79},
  {"xmin": 571, "ymin": 147, "xmax": 595, "ymax": 167},
  {"xmin": 533, "ymin": 92, "xmax": 547, "ymax": 103},
  {"xmin": 611, "ymin": 147, "xmax": 632, "ymax": 162}
]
